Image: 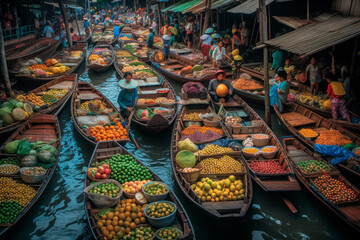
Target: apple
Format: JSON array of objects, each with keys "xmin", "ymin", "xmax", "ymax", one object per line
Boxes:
[
  {"xmin": 101, "ymin": 173, "xmax": 108, "ymax": 179},
  {"xmin": 102, "ymin": 164, "xmax": 110, "ymax": 169},
  {"xmin": 95, "ymin": 172, "xmax": 102, "ymax": 179}
]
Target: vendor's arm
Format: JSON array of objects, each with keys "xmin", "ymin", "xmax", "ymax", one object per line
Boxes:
[
  {"xmin": 117, "ymin": 91, "xmax": 128, "ymax": 110},
  {"xmin": 208, "ymin": 80, "xmax": 217, "ymax": 96},
  {"xmin": 325, "ymin": 84, "xmax": 332, "ymax": 99},
  {"xmin": 305, "ymin": 65, "xmax": 310, "ymax": 82},
  {"xmin": 223, "ymin": 80, "xmax": 234, "ymax": 95}
]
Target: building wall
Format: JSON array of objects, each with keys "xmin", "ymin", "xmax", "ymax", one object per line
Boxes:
[{"xmin": 332, "ymin": 0, "xmax": 360, "ymax": 16}]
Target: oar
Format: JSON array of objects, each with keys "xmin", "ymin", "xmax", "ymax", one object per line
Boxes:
[
  {"xmin": 79, "ymin": 68, "xmax": 89, "ymax": 78},
  {"xmin": 126, "ymin": 100, "xmax": 140, "ymax": 149}
]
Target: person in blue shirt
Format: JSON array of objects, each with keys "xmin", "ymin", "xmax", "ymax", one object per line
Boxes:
[
  {"xmin": 84, "ymin": 18, "xmax": 91, "ymax": 31},
  {"xmin": 272, "ymin": 49, "xmax": 283, "ymax": 71},
  {"xmin": 43, "ymin": 21, "xmax": 54, "ymax": 38},
  {"xmin": 168, "ymin": 31, "xmax": 176, "ymax": 47},
  {"xmin": 162, "ymin": 34, "xmax": 170, "ymax": 60},
  {"xmin": 146, "ymin": 27, "xmax": 154, "ymax": 48},
  {"xmin": 117, "ymin": 72, "xmax": 139, "ymax": 119},
  {"xmin": 276, "ymin": 70, "xmax": 290, "ymax": 113},
  {"xmin": 114, "ymin": 25, "xmax": 121, "ymax": 38}
]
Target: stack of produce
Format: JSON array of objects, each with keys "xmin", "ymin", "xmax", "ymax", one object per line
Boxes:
[
  {"xmin": 200, "ymin": 155, "xmax": 244, "ymax": 174},
  {"xmin": 197, "ymin": 144, "xmax": 234, "ymax": 155},
  {"xmin": 102, "ymin": 154, "xmax": 153, "ymax": 184},
  {"xmin": 225, "ymin": 116, "xmax": 242, "ymax": 124},
  {"xmin": 233, "ymin": 78, "xmax": 263, "ymax": 91},
  {"xmin": 177, "ymin": 139, "xmax": 197, "ymax": 152},
  {"xmin": 191, "ymin": 175, "xmax": 245, "ymax": 202},
  {"xmin": 249, "ymin": 161, "xmax": 286, "ymax": 174},
  {"xmin": 315, "ymin": 129, "xmax": 352, "ymax": 146},
  {"xmin": 157, "ymin": 228, "xmax": 181, "ymax": 240},
  {"xmin": 137, "ymin": 99, "xmax": 156, "ymax": 105},
  {"xmin": 180, "ymin": 126, "xmax": 223, "ymax": 144},
  {"xmin": 88, "ymin": 182, "xmax": 121, "ymax": 197},
  {"xmin": 70, "ymin": 50, "xmax": 82, "ymax": 58},
  {"xmin": 132, "ymin": 69, "xmax": 157, "ymax": 79},
  {"xmin": 119, "ymin": 227, "xmax": 154, "ymax": 239},
  {"xmin": 87, "ymin": 163, "xmax": 111, "ymax": 180},
  {"xmin": 116, "ymin": 50, "xmax": 133, "ymax": 57},
  {"xmin": 0, "ymin": 99, "xmax": 32, "ymax": 127},
  {"xmin": 155, "ymin": 97, "xmax": 175, "ymax": 104},
  {"xmin": 0, "ymin": 157, "xmax": 21, "ymax": 167},
  {"xmin": 22, "ymin": 93, "xmax": 44, "ymax": 106},
  {"xmin": 89, "ymin": 48, "xmax": 113, "ymax": 66},
  {"xmin": 122, "ymin": 64, "xmax": 146, "ymax": 72},
  {"xmin": 89, "ymin": 122, "xmax": 128, "ymax": 142},
  {"xmin": 80, "ymin": 100, "xmax": 107, "ymax": 111},
  {"xmin": 313, "ymin": 174, "xmax": 357, "ymax": 204},
  {"xmin": 122, "ymin": 180, "xmax": 151, "ymax": 195},
  {"xmin": 0, "ymin": 165, "xmax": 20, "ymax": 174},
  {"xmin": 297, "ymin": 160, "xmax": 330, "ymax": 173},
  {"xmin": 92, "ymin": 32, "xmax": 102, "ymax": 41},
  {"xmin": 119, "ymin": 36, "xmax": 131, "ymax": 41},
  {"xmin": 183, "ymin": 112, "xmax": 202, "ymax": 121},
  {"xmin": 0, "ymin": 201, "xmax": 24, "ymax": 224},
  {"xmin": 299, "ymin": 128, "xmax": 318, "ymax": 138},
  {"xmin": 146, "ymin": 202, "xmax": 175, "ymax": 218},
  {"xmin": 143, "ymin": 182, "xmax": 168, "ymax": 196},
  {"xmin": 295, "ymin": 93, "xmax": 329, "ymax": 110}
]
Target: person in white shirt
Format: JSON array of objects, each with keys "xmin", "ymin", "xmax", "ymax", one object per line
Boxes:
[
  {"xmin": 212, "ymin": 41, "xmax": 226, "ymax": 68},
  {"xmin": 185, "ymin": 18, "xmax": 193, "ymax": 48}
]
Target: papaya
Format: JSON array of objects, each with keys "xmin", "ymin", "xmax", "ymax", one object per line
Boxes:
[{"xmin": 322, "ymin": 99, "xmax": 332, "ymax": 110}]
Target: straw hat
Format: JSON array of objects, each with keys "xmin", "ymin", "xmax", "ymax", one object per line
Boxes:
[
  {"xmin": 234, "ymin": 55, "xmax": 243, "ymax": 61},
  {"xmin": 162, "ymin": 35, "xmax": 170, "ymax": 41},
  {"xmin": 205, "ymin": 28, "xmax": 214, "ymax": 34},
  {"xmin": 118, "ymin": 79, "xmax": 138, "ymax": 89},
  {"xmin": 231, "ymin": 49, "xmax": 239, "ymax": 56}
]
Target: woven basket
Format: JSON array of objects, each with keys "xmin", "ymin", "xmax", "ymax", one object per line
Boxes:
[
  {"xmin": 84, "ymin": 179, "xmax": 123, "ymax": 208},
  {"xmin": 251, "ymin": 134, "xmax": 270, "ymax": 147},
  {"xmin": 202, "ymin": 117, "xmax": 221, "ymax": 127},
  {"xmin": 177, "ymin": 165, "xmax": 202, "ymax": 183}
]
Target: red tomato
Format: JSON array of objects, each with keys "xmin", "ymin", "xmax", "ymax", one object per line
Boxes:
[
  {"xmin": 97, "ymin": 166, "xmax": 104, "ymax": 174},
  {"xmin": 95, "ymin": 172, "xmax": 102, "ymax": 179},
  {"xmin": 101, "ymin": 173, "xmax": 108, "ymax": 179},
  {"xmin": 104, "ymin": 168, "xmax": 111, "ymax": 175},
  {"xmin": 102, "ymin": 164, "xmax": 110, "ymax": 169}
]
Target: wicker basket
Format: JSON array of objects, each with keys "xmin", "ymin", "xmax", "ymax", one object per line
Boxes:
[
  {"xmin": 202, "ymin": 117, "xmax": 221, "ymax": 127},
  {"xmin": 232, "ymin": 124, "xmax": 242, "ymax": 134},
  {"xmin": 242, "ymin": 147, "xmax": 261, "ymax": 158},
  {"xmin": 177, "ymin": 164, "xmax": 202, "ymax": 183},
  {"xmin": 261, "ymin": 146, "xmax": 278, "ymax": 159},
  {"xmin": 251, "ymin": 134, "xmax": 270, "ymax": 147}
]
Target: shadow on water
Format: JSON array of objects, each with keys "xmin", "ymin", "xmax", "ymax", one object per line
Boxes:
[{"xmin": 4, "ymin": 62, "xmax": 355, "ymax": 240}]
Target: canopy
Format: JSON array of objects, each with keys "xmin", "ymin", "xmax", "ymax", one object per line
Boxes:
[
  {"xmin": 262, "ymin": 15, "xmax": 360, "ymax": 56},
  {"xmin": 228, "ymin": 0, "xmax": 292, "ymax": 14},
  {"xmin": 162, "ymin": 0, "xmax": 203, "ymax": 13}
]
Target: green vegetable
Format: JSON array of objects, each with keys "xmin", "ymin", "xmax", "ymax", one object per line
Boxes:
[
  {"xmin": 17, "ymin": 139, "xmax": 32, "ymax": 155},
  {"xmin": 192, "ymin": 65, "xmax": 203, "ymax": 72},
  {"xmin": 37, "ymin": 150, "xmax": 55, "ymax": 163},
  {"xmin": 97, "ymin": 207, "xmax": 114, "ymax": 217},
  {"xmin": 28, "ymin": 150, "xmax": 37, "ymax": 156},
  {"xmin": 175, "ymin": 150, "xmax": 196, "ymax": 168},
  {"xmin": 4, "ymin": 140, "xmax": 21, "ymax": 154},
  {"xmin": 2, "ymin": 102, "xmax": 14, "ymax": 111},
  {"xmin": 0, "ymin": 201, "xmax": 24, "ymax": 224},
  {"xmin": 9, "ymin": 99, "xmax": 19, "ymax": 107},
  {"xmin": 0, "ymin": 157, "xmax": 21, "ymax": 167},
  {"xmin": 36, "ymin": 144, "xmax": 58, "ymax": 156},
  {"xmin": 0, "ymin": 108, "xmax": 11, "ymax": 116},
  {"xmin": 1, "ymin": 114, "xmax": 14, "ymax": 125},
  {"xmin": 21, "ymin": 155, "xmax": 38, "ymax": 167},
  {"xmin": 15, "ymin": 102, "xmax": 23, "ymax": 108},
  {"xmin": 129, "ymin": 61, "xmax": 145, "ymax": 66}
]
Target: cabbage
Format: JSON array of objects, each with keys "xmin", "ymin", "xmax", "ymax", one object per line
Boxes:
[
  {"xmin": 2, "ymin": 102, "xmax": 13, "ymax": 111},
  {"xmin": 37, "ymin": 144, "xmax": 58, "ymax": 156},
  {"xmin": 175, "ymin": 150, "xmax": 196, "ymax": 168},
  {"xmin": 37, "ymin": 150, "xmax": 55, "ymax": 163},
  {"xmin": 4, "ymin": 140, "xmax": 21, "ymax": 154},
  {"xmin": 0, "ymin": 108, "xmax": 12, "ymax": 116},
  {"xmin": 177, "ymin": 138, "xmax": 197, "ymax": 152},
  {"xmin": 9, "ymin": 99, "xmax": 19, "ymax": 107}
]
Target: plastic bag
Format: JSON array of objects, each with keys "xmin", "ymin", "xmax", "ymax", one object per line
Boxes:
[
  {"xmin": 17, "ymin": 139, "xmax": 32, "ymax": 155},
  {"xmin": 314, "ymin": 144, "xmax": 357, "ymax": 165},
  {"xmin": 270, "ymin": 83, "xmax": 279, "ymax": 107},
  {"xmin": 199, "ymin": 139, "xmax": 241, "ymax": 151}
]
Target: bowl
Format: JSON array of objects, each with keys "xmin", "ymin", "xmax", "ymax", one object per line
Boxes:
[
  {"xmin": 261, "ymin": 146, "xmax": 279, "ymax": 159},
  {"xmin": 20, "ymin": 167, "xmax": 46, "ymax": 183},
  {"xmin": 144, "ymin": 201, "xmax": 177, "ymax": 228},
  {"xmin": 142, "ymin": 181, "xmax": 169, "ymax": 202},
  {"xmin": 352, "ymin": 147, "xmax": 360, "ymax": 157},
  {"xmin": 251, "ymin": 133, "xmax": 270, "ymax": 147},
  {"xmin": 0, "ymin": 164, "xmax": 20, "ymax": 175},
  {"xmin": 156, "ymin": 227, "xmax": 183, "ymax": 240},
  {"xmin": 242, "ymin": 147, "xmax": 261, "ymax": 158}
]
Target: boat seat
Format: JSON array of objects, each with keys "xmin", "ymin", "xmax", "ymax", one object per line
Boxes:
[{"xmin": 282, "ymin": 112, "xmax": 315, "ymax": 127}]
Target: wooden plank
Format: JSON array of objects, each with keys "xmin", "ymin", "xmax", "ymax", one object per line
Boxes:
[
  {"xmin": 202, "ymin": 200, "xmax": 245, "ymax": 210},
  {"xmin": 312, "ymin": 127, "xmax": 328, "ymax": 134},
  {"xmin": 282, "ymin": 196, "xmax": 298, "ymax": 213},
  {"xmin": 282, "ymin": 112, "xmax": 315, "ymax": 127},
  {"xmin": 258, "ymin": 179, "xmax": 301, "ymax": 191},
  {"xmin": 77, "ymin": 93, "xmax": 102, "ymax": 100},
  {"xmin": 288, "ymin": 149, "xmax": 308, "ymax": 157}
]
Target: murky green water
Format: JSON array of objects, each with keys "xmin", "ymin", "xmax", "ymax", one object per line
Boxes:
[{"xmin": 4, "ymin": 55, "xmax": 352, "ymax": 240}]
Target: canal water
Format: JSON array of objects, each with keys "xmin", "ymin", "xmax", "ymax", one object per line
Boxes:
[{"xmin": 4, "ymin": 59, "xmax": 352, "ymax": 240}]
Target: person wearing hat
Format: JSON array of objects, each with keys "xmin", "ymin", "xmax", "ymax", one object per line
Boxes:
[
  {"xmin": 113, "ymin": 23, "xmax": 121, "ymax": 39},
  {"xmin": 84, "ymin": 18, "xmax": 91, "ymax": 32},
  {"xmin": 230, "ymin": 55, "xmax": 243, "ymax": 80},
  {"xmin": 146, "ymin": 27, "xmax": 155, "ymax": 48},
  {"xmin": 232, "ymin": 31, "xmax": 243, "ymax": 52},
  {"xmin": 162, "ymin": 34, "xmax": 171, "ymax": 60},
  {"xmin": 168, "ymin": 31, "xmax": 176, "ymax": 47},
  {"xmin": 208, "ymin": 70, "xmax": 233, "ymax": 103},
  {"xmin": 199, "ymin": 28, "xmax": 214, "ymax": 62},
  {"xmin": 117, "ymin": 72, "xmax": 139, "ymax": 119}
]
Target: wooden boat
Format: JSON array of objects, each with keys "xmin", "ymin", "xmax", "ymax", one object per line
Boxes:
[
  {"xmin": 70, "ymin": 81, "xmax": 129, "ymax": 145},
  {"xmin": 0, "ymin": 114, "xmax": 60, "ymax": 236},
  {"xmin": 91, "ymin": 27, "xmax": 104, "ymax": 43},
  {"xmin": 214, "ymin": 94, "xmax": 300, "ymax": 191},
  {"xmin": 151, "ymin": 50, "xmax": 229, "ymax": 84},
  {"xmin": 170, "ymin": 103, "xmax": 253, "ymax": 219},
  {"xmin": 283, "ymin": 137, "xmax": 360, "ymax": 233},
  {"xmin": 6, "ymin": 37, "xmax": 62, "ymax": 69},
  {"xmin": 15, "ymin": 43, "xmax": 86, "ymax": 81},
  {"xmin": 230, "ymin": 76, "xmax": 265, "ymax": 106},
  {"xmin": 73, "ymin": 29, "xmax": 92, "ymax": 44},
  {"xmin": 115, "ymin": 51, "xmax": 178, "ymax": 133},
  {"xmin": 85, "ymin": 141, "xmax": 195, "ymax": 240},
  {"xmin": 5, "ymin": 38, "xmax": 37, "ymax": 57},
  {"xmin": 0, "ymin": 74, "xmax": 77, "ymax": 135},
  {"xmin": 87, "ymin": 41, "xmax": 115, "ymax": 72},
  {"xmin": 273, "ymin": 103, "xmax": 360, "ymax": 185}
]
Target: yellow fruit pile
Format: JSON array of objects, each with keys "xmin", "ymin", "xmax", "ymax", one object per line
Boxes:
[
  {"xmin": 0, "ymin": 177, "xmax": 37, "ymax": 206},
  {"xmin": 116, "ymin": 50, "xmax": 132, "ymax": 57},
  {"xmin": 183, "ymin": 112, "xmax": 202, "ymax": 121},
  {"xmin": 299, "ymin": 128, "xmax": 318, "ymax": 138},
  {"xmin": 197, "ymin": 144, "xmax": 234, "ymax": 155},
  {"xmin": 191, "ymin": 175, "xmax": 245, "ymax": 202},
  {"xmin": 200, "ymin": 155, "xmax": 244, "ymax": 174},
  {"xmin": 89, "ymin": 54, "xmax": 100, "ymax": 61}
]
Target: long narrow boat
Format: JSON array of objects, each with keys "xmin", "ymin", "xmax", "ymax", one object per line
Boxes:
[
  {"xmin": 214, "ymin": 94, "xmax": 300, "ymax": 191},
  {"xmin": 151, "ymin": 50, "xmax": 229, "ymax": 84},
  {"xmin": 87, "ymin": 41, "xmax": 115, "ymax": 72},
  {"xmin": 85, "ymin": 141, "xmax": 195, "ymax": 240},
  {"xmin": 0, "ymin": 74, "xmax": 77, "ymax": 135},
  {"xmin": 73, "ymin": 30, "xmax": 92, "ymax": 44},
  {"xmin": 274, "ymin": 103, "xmax": 360, "ymax": 186},
  {"xmin": 230, "ymin": 76, "xmax": 265, "ymax": 106},
  {"xmin": 70, "ymin": 81, "xmax": 129, "ymax": 145},
  {"xmin": 5, "ymin": 38, "xmax": 37, "ymax": 57},
  {"xmin": 170, "ymin": 103, "xmax": 253, "ymax": 219},
  {"xmin": 283, "ymin": 136, "xmax": 360, "ymax": 233},
  {"xmin": 6, "ymin": 37, "xmax": 62, "ymax": 69},
  {"xmin": 15, "ymin": 43, "xmax": 86, "ymax": 81},
  {"xmin": 115, "ymin": 50, "xmax": 178, "ymax": 133},
  {"xmin": 0, "ymin": 114, "xmax": 60, "ymax": 236}
]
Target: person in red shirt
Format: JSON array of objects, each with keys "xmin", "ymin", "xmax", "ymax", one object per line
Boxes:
[{"xmin": 325, "ymin": 72, "xmax": 351, "ymax": 123}]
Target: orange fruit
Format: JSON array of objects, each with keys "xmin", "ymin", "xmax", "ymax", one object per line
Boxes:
[
  {"xmin": 140, "ymin": 217, "xmax": 146, "ymax": 223},
  {"xmin": 129, "ymin": 222, "xmax": 136, "ymax": 230},
  {"xmin": 124, "ymin": 221, "xmax": 130, "ymax": 228},
  {"xmin": 134, "ymin": 218, "xmax": 140, "ymax": 225},
  {"xmin": 107, "ymin": 225, "xmax": 114, "ymax": 231}
]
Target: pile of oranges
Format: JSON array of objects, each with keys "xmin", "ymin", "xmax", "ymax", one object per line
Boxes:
[
  {"xmin": 96, "ymin": 198, "xmax": 147, "ymax": 240},
  {"xmin": 89, "ymin": 122, "xmax": 128, "ymax": 142},
  {"xmin": 23, "ymin": 93, "xmax": 45, "ymax": 106}
]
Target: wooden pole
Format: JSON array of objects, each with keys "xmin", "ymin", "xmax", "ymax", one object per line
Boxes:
[
  {"xmin": 216, "ymin": 10, "xmax": 219, "ymax": 31},
  {"xmin": 14, "ymin": 6, "xmax": 20, "ymax": 40},
  {"xmin": 203, "ymin": 0, "xmax": 211, "ymax": 34},
  {"xmin": 249, "ymin": 11, "xmax": 257, "ymax": 47},
  {"xmin": 0, "ymin": 20, "xmax": 14, "ymax": 97},
  {"xmin": 58, "ymin": 0, "xmax": 73, "ymax": 47},
  {"xmin": 260, "ymin": 0, "xmax": 271, "ymax": 126},
  {"xmin": 199, "ymin": 12, "xmax": 203, "ymax": 39},
  {"xmin": 73, "ymin": 9, "xmax": 81, "ymax": 36},
  {"xmin": 267, "ymin": 5, "xmax": 271, "ymax": 40},
  {"xmin": 307, "ymin": 0, "xmax": 309, "ymax": 22},
  {"xmin": 42, "ymin": 0, "xmax": 46, "ymax": 23},
  {"xmin": 157, "ymin": 3, "xmax": 162, "ymax": 31}
]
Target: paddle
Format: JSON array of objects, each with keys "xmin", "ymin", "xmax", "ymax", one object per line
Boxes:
[
  {"xmin": 126, "ymin": 100, "xmax": 140, "ymax": 149},
  {"xmin": 79, "ymin": 68, "xmax": 89, "ymax": 78}
]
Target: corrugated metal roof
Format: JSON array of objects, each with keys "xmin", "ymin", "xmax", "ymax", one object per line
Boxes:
[
  {"xmin": 228, "ymin": 0, "xmax": 274, "ymax": 14},
  {"xmin": 273, "ymin": 16, "xmax": 312, "ymax": 29},
  {"xmin": 211, "ymin": 0, "xmax": 236, "ymax": 10},
  {"xmin": 264, "ymin": 15, "xmax": 360, "ymax": 56},
  {"xmin": 162, "ymin": 0, "xmax": 187, "ymax": 12},
  {"xmin": 171, "ymin": 0, "xmax": 203, "ymax": 13},
  {"xmin": 184, "ymin": 0, "xmax": 206, "ymax": 13}
]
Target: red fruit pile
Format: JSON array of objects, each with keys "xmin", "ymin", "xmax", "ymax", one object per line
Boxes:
[
  {"xmin": 249, "ymin": 160, "xmax": 286, "ymax": 174},
  {"xmin": 87, "ymin": 163, "xmax": 112, "ymax": 180}
]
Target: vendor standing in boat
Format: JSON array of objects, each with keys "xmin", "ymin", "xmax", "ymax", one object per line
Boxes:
[
  {"xmin": 146, "ymin": 27, "xmax": 154, "ymax": 48},
  {"xmin": 162, "ymin": 34, "xmax": 171, "ymax": 60},
  {"xmin": 276, "ymin": 70, "xmax": 290, "ymax": 113},
  {"xmin": 113, "ymin": 24, "xmax": 121, "ymax": 39},
  {"xmin": 117, "ymin": 72, "xmax": 139, "ymax": 119},
  {"xmin": 208, "ymin": 70, "xmax": 233, "ymax": 103},
  {"xmin": 325, "ymin": 72, "xmax": 351, "ymax": 123}
]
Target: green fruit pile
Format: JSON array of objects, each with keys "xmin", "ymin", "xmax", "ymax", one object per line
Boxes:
[
  {"xmin": 108, "ymin": 154, "xmax": 153, "ymax": 184},
  {"xmin": 146, "ymin": 202, "xmax": 175, "ymax": 218},
  {"xmin": 41, "ymin": 94, "xmax": 56, "ymax": 104},
  {"xmin": 0, "ymin": 157, "xmax": 21, "ymax": 167},
  {"xmin": 0, "ymin": 201, "xmax": 24, "ymax": 224},
  {"xmin": 143, "ymin": 182, "xmax": 168, "ymax": 195},
  {"xmin": 89, "ymin": 183, "xmax": 121, "ymax": 197},
  {"xmin": 157, "ymin": 228, "xmax": 181, "ymax": 240},
  {"xmin": 117, "ymin": 226, "xmax": 154, "ymax": 240},
  {"xmin": 297, "ymin": 160, "xmax": 330, "ymax": 173}
]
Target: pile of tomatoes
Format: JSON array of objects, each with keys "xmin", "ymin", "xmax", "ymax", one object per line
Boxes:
[
  {"xmin": 87, "ymin": 163, "xmax": 112, "ymax": 180},
  {"xmin": 249, "ymin": 160, "xmax": 286, "ymax": 174},
  {"xmin": 89, "ymin": 121, "xmax": 128, "ymax": 142}
]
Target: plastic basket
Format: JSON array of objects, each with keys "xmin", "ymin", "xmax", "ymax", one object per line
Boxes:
[
  {"xmin": 142, "ymin": 181, "xmax": 169, "ymax": 202},
  {"xmin": 260, "ymin": 146, "xmax": 278, "ymax": 159},
  {"xmin": 144, "ymin": 201, "xmax": 177, "ymax": 228}
]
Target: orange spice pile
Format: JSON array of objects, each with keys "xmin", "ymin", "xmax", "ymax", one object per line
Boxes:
[
  {"xmin": 315, "ymin": 129, "xmax": 352, "ymax": 146},
  {"xmin": 181, "ymin": 125, "xmax": 223, "ymax": 136},
  {"xmin": 233, "ymin": 78, "xmax": 263, "ymax": 91}
]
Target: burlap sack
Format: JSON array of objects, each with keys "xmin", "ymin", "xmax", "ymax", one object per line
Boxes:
[{"xmin": 84, "ymin": 179, "xmax": 123, "ymax": 208}]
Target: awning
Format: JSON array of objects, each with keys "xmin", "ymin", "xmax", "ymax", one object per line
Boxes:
[
  {"xmin": 44, "ymin": 1, "xmax": 82, "ymax": 9},
  {"xmin": 211, "ymin": 0, "xmax": 238, "ymax": 10},
  {"xmin": 162, "ymin": 0, "xmax": 187, "ymax": 12},
  {"xmin": 262, "ymin": 15, "xmax": 360, "ymax": 56},
  {"xmin": 184, "ymin": 0, "xmax": 207, "ymax": 13},
  {"xmin": 228, "ymin": 0, "xmax": 292, "ymax": 14},
  {"xmin": 273, "ymin": 16, "xmax": 312, "ymax": 29},
  {"xmin": 171, "ymin": 0, "xmax": 203, "ymax": 13}
]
